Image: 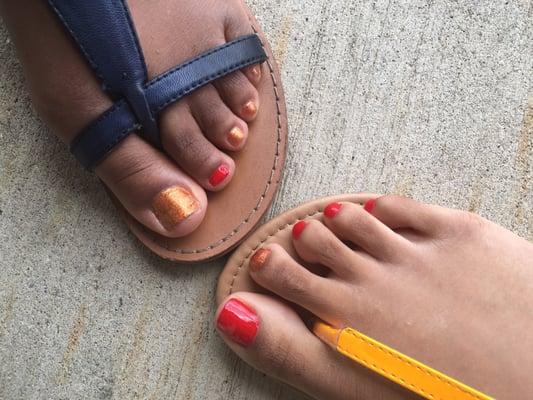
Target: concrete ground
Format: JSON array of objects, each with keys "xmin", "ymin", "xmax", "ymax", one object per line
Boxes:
[{"xmin": 0, "ymin": 0, "xmax": 531, "ymax": 399}]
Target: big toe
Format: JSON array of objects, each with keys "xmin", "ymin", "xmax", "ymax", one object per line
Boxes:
[
  {"xmin": 96, "ymin": 134, "xmax": 207, "ymax": 238},
  {"xmin": 215, "ymin": 293, "xmax": 413, "ymax": 400}
]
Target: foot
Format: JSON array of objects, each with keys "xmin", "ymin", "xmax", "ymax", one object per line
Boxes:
[
  {"xmin": 216, "ymin": 195, "xmax": 533, "ymax": 399},
  {"xmin": 0, "ymin": 0, "xmax": 262, "ymax": 237}
]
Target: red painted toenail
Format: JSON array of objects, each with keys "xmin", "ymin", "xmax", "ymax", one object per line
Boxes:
[
  {"xmin": 217, "ymin": 299, "xmax": 259, "ymax": 347},
  {"xmin": 209, "ymin": 164, "xmax": 230, "ymax": 187},
  {"xmin": 324, "ymin": 202, "xmax": 343, "ymax": 218},
  {"xmin": 292, "ymin": 221, "xmax": 308, "ymax": 240},
  {"xmin": 364, "ymin": 198, "xmax": 377, "ymax": 214},
  {"xmin": 250, "ymin": 248, "xmax": 271, "ymax": 272}
]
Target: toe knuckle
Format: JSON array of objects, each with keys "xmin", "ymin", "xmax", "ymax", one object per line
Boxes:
[
  {"xmin": 276, "ymin": 266, "xmax": 310, "ymax": 300},
  {"xmin": 318, "ymin": 237, "xmax": 340, "ymax": 264},
  {"xmin": 458, "ymin": 210, "xmax": 486, "ymax": 230}
]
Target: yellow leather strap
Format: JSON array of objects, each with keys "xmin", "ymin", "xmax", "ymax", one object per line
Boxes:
[{"xmin": 314, "ymin": 322, "xmax": 492, "ymax": 400}]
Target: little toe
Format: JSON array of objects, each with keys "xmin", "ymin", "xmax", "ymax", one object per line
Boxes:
[
  {"xmin": 187, "ymin": 84, "xmax": 249, "ymax": 151},
  {"xmin": 213, "ymin": 70, "xmax": 260, "ymax": 122},
  {"xmin": 96, "ymin": 134, "xmax": 207, "ymax": 238},
  {"xmin": 222, "ymin": 2, "xmax": 263, "ymax": 87},
  {"xmin": 323, "ymin": 202, "xmax": 413, "ymax": 262},
  {"xmin": 160, "ymin": 101, "xmax": 235, "ymax": 191},
  {"xmin": 291, "ymin": 219, "xmax": 377, "ymax": 279},
  {"xmin": 215, "ymin": 293, "xmax": 412, "ymax": 400},
  {"xmin": 248, "ymin": 243, "xmax": 350, "ymax": 326}
]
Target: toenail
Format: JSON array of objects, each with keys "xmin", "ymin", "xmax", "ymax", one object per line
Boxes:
[
  {"xmin": 209, "ymin": 164, "xmax": 230, "ymax": 187},
  {"xmin": 228, "ymin": 126, "xmax": 245, "ymax": 147},
  {"xmin": 217, "ymin": 299, "xmax": 259, "ymax": 347},
  {"xmin": 251, "ymin": 65, "xmax": 262, "ymax": 80},
  {"xmin": 250, "ymin": 248, "xmax": 271, "ymax": 272},
  {"xmin": 364, "ymin": 198, "xmax": 377, "ymax": 214},
  {"xmin": 292, "ymin": 220, "xmax": 308, "ymax": 240},
  {"xmin": 324, "ymin": 202, "xmax": 343, "ymax": 218},
  {"xmin": 152, "ymin": 186, "xmax": 200, "ymax": 230},
  {"xmin": 242, "ymin": 101, "xmax": 258, "ymax": 119}
]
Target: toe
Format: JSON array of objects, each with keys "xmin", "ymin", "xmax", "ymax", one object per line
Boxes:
[
  {"xmin": 214, "ymin": 70, "xmax": 260, "ymax": 122},
  {"xmin": 222, "ymin": 2, "xmax": 263, "ymax": 87},
  {"xmin": 215, "ymin": 293, "xmax": 412, "ymax": 400},
  {"xmin": 96, "ymin": 134, "xmax": 207, "ymax": 238},
  {"xmin": 291, "ymin": 219, "xmax": 377, "ymax": 278},
  {"xmin": 187, "ymin": 84, "xmax": 249, "ymax": 151},
  {"xmin": 160, "ymin": 101, "xmax": 235, "ymax": 191},
  {"xmin": 365, "ymin": 195, "xmax": 451, "ymax": 236},
  {"xmin": 322, "ymin": 202, "xmax": 414, "ymax": 262},
  {"xmin": 248, "ymin": 243, "xmax": 349, "ymax": 326}
]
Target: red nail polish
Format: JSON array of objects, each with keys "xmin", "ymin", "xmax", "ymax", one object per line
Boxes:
[
  {"xmin": 209, "ymin": 164, "xmax": 230, "ymax": 187},
  {"xmin": 324, "ymin": 202, "xmax": 342, "ymax": 218},
  {"xmin": 364, "ymin": 198, "xmax": 377, "ymax": 213},
  {"xmin": 292, "ymin": 220, "xmax": 308, "ymax": 239},
  {"xmin": 217, "ymin": 299, "xmax": 259, "ymax": 347}
]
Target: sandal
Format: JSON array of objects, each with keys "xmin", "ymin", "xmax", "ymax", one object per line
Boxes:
[{"xmin": 48, "ymin": 0, "xmax": 288, "ymax": 263}]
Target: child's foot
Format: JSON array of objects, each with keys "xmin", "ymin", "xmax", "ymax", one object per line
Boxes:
[
  {"xmin": 216, "ymin": 195, "xmax": 533, "ymax": 399},
  {"xmin": 0, "ymin": 0, "xmax": 262, "ymax": 237}
]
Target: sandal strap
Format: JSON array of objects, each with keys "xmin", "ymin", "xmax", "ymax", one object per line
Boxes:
[{"xmin": 48, "ymin": 1, "xmax": 267, "ymax": 169}]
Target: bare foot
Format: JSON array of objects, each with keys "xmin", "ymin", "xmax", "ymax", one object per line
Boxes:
[
  {"xmin": 216, "ymin": 195, "xmax": 533, "ymax": 399},
  {"xmin": 0, "ymin": 0, "xmax": 262, "ymax": 237}
]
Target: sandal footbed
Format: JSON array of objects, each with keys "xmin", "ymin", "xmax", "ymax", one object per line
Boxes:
[{"xmin": 108, "ymin": 9, "xmax": 288, "ymax": 263}]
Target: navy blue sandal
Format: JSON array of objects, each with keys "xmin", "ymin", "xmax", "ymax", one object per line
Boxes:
[{"xmin": 48, "ymin": 0, "xmax": 288, "ymax": 263}]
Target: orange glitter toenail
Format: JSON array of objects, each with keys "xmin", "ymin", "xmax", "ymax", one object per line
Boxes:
[
  {"xmin": 152, "ymin": 186, "xmax": 200, "ymax": 230},
  {"xmin": 242, "ymin": 101, "xmax": 258, "ymax": 119},
  {"xmin": 228, "ymin": 126, "xmax": 245, "ymax": 147},
  {"xmin": 250, "ymin": 248, "xmax": 271, "ymax": 272},
  {"xmin": 251, "ymin": 65, "xmax": 261, "ymax": 79}
]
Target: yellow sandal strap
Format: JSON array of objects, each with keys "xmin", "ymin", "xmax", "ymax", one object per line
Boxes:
[{"xmin": 313, "ymin": 322, "xmax": 493, "ymax": 400}]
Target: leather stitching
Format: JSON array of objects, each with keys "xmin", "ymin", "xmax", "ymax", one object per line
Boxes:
[{"xmin": 339, "ymin": 329, "xmax": 485, "ymax": 400}]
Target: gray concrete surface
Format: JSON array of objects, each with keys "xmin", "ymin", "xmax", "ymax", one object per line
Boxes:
[{"xmin": 0, "ymin": 0, "xmax": 531, "ymax": 399}]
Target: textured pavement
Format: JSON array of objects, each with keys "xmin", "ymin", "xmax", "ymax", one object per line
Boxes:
[{"xmin": 0, "ymin": 1, "xmax": 531, "ymax": 399}]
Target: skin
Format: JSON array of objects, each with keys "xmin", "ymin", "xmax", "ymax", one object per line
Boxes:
[
  {"xmin": 0, "ymin": 0, "xmax": 262, "ymax": 237},
  {"xmin": 216, "ymin": 195, "xmax": 533, "ymax": 399}
]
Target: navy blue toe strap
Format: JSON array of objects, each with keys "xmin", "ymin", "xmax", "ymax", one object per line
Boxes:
[{"xmin": 48, "ymin": 0, "xmax": 267, "ymax": 169}]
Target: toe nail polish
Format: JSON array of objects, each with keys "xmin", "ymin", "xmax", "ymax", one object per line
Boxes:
[
  {"xmin": 209, "ymin": 164, "xmax": 230, "ymax": 187},
  {"xmin": 217, "ymin": 299, "xmax": 259, "ymax": 347},
  {"xmin": 242, "ymin": 101, "xmax": 258, "ymax": 119},
  {"xmin": 228, "ymin": 126, "xmax": 245, "ymax": 147},
  {"xmin": 292, "ymin": 220, "xmax": 308, "ymax": 240},
  {"xmin": 152, "ymin": 186, "xmax": 200, "ymax": 230},
  {"xmin": 250, "ymin": 248, "xmax": 271, "ymax": 272},
  {"xmin": 364, "ymin": 198, "xmax": 377, "ymax": 214},
  {"xmin": 324, "ymin": 202, "xmax": 342, "ymax": 218},
  {"xmin": 251, "ymin": 65, "xmax": 261, "ymax": 79}
]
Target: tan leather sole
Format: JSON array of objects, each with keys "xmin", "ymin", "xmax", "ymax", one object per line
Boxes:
[
  {"xmin": 108, "ymin": 9, "xmax": 288, "ymax": 263},
  {"xmin": 216, "ymin": 194, "xmax": 376, "ymax": 304}
]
